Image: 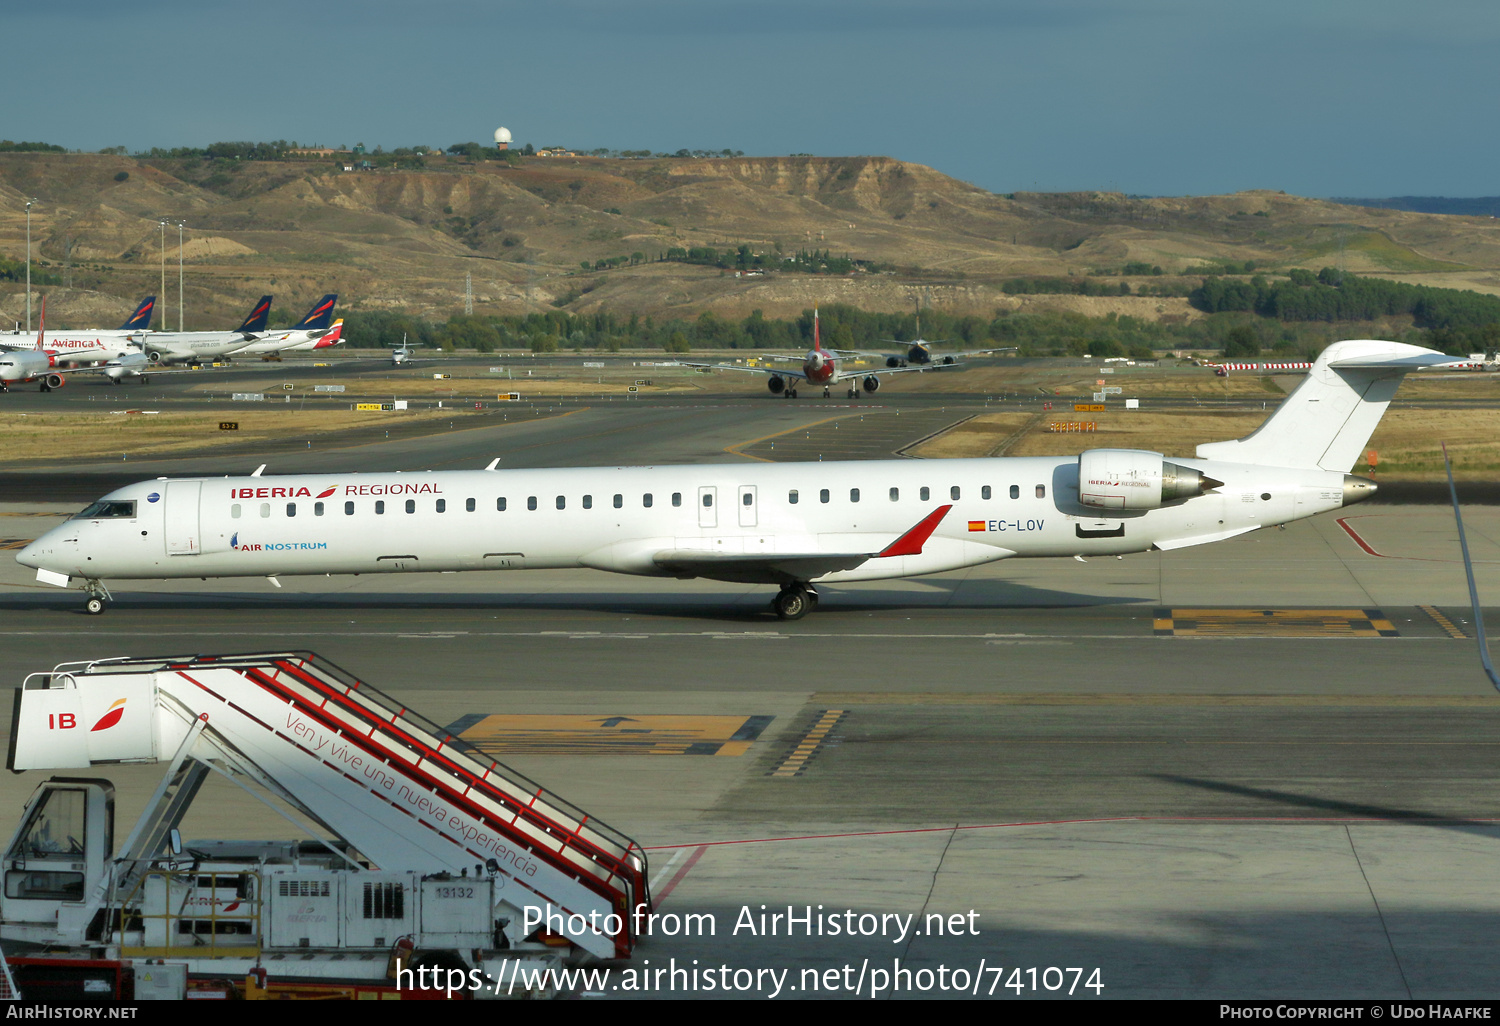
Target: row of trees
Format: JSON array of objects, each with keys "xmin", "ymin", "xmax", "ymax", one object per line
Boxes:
[
  {"xmin": 1002, "ymin": 276, "xmax": 1193, "ymax": 298},
  {"xmin": 339, "ymin": 303, "xmax": 1365, "ymax": 360},
  {"xmin": 1190, "ymin": 268, "xmax": 1500, "ymax": 332}
]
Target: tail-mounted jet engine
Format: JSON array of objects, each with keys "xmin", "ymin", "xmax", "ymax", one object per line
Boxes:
[
  {"xmin": 1077, "ymin": 448, "xmax": 1221, "ymax": 510},
  {"xmin": 863, "ymin": 376, "xmax": 881, "ymax": 393},
  {"xmin": 767, "ymin": 375, "xmax": 786, "ymax": 394}
]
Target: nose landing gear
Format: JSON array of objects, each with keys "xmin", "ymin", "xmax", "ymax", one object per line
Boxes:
[{"xmin": 82, "ymin": 579, "xmax": 112, "ymax": 616}]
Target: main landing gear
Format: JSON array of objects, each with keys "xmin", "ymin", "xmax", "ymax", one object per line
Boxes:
[
  {"xmin": 82, "ymin": 579, "xmax": 112, "ymax": 616},
  {"xmin": 771, "ymin": 583, "xmax": 818, "ymax": 621},
  {"xmin": 822, "ymin": 387, "xmax": 830, "ymax": 398}
]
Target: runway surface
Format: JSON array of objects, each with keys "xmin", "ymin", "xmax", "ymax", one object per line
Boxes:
[{"xmin": 0, "ymin": 390, "xmax": 1497, "ymax": 998}]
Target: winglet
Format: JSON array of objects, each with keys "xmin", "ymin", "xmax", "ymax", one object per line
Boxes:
[
  {"xmin": 877, "ymin": 503, "xmax": 952, "ymax": 558},
  {"xmin": 485, "ymin": 458, "xmax": 500, "ymax": 471}
]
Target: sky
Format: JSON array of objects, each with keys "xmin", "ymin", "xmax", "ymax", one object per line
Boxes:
[{"xmin": 10, "ymin": 0, "xmax": 1498, "ymax": 198}]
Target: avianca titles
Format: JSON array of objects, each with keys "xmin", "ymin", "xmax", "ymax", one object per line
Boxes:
[{"xmin": 17, "ymin": 339, "xmax": 1465, "ymax": 618}]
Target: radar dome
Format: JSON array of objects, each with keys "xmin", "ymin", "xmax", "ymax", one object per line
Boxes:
[{"xmin": 494, "ymin": 127, "xmax": 512, "ymax": 144}]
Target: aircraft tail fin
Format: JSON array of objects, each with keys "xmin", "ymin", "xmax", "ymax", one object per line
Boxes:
[
  {"xmin": 34, "ymin": 297, "xmax": 44, "ymax": 351},
  {"xmin": 235, "ymin": 295, "xmax": 273, "ymax": 334},
  {"xmin": 290, "ymin": 294, "xmax": 337, "ymax": 330},
  {"xmin": 312, "ymin": 319, "xmax": 344, "ymax": 348},
  {"xmin": 1196, "ymin": 339, "xmax": 1464, "ymax": 471},
  {"xmin": 119, "ymin": 296, "xmax": 155, "ymax": 331}
]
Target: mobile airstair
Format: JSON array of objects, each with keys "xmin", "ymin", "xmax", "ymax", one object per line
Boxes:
[{"xmin": 2, "ymin": 651, "xmax": 649, "ymax": 993}]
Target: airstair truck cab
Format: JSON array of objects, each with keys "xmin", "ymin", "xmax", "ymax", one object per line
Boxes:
[{"xmin": 1, "ymin": 653, "xmax": 650, "ymax": 995}]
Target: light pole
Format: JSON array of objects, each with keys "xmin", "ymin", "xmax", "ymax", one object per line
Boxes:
[
  {"xmin": 177, "ymin": 221, "xmax": 185, "ymax": 331},
  {"xmin": 158, "ymin": 221, "xmax": 166, "ymax": 330},
  {"xmin": 25, "ymin": 199, "xmax": 34, "ymax": 332}
]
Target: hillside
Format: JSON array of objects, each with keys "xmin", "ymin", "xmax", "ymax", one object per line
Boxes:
[{"xmin": 1, "ymin": 152, "xmax": 1499, "ymax": 329}]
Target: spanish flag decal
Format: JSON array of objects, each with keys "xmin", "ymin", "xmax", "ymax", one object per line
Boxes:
[{"xmin": 968, "ymin": 521, "xmax": 985, "ymax": 532}]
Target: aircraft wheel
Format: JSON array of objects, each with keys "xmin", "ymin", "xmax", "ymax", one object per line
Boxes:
[
  {"xmin": 822, "ymin": 388, "xmax": 830, "ymax": 398},
  {"xmin": 84, "ymin": 597, "xmax": 107, "ymax": 616},
  {"xmin": 774, "ymin": 587, "xmax": 811, "ymax": 621}
]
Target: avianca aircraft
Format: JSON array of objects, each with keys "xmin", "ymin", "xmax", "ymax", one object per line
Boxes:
[
  {"xmin": 0, "ymin": 299, "xmax": 156, "ymax": 391},
  {"xmin": 688, "ymin": 307, "xmax": 926, "ymax": 398},
  {"xmin": 231, "ymin": 294, "xmax": 340, "ymax": 358},
  {"xmin": 18, "ymin": 339, "xmax": 1464, "ymax": 617},
  {"xmin": 0, "ymin": 296, "xmax": 155, "ymax": 366}
]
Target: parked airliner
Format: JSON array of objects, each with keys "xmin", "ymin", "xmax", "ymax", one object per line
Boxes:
[
  {"xmin": 17, "ymin": 339, "xmax": 1463, "ymax": 617},
  {"xmin": 0, "ymin": 297, "xmax": 156, "ymax": 366},
  {"xmin": 231, "ymin": 294, "xmax": 340, "ymax": 358}
]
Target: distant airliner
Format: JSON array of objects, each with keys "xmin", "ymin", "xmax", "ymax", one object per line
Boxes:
[
  {"xmin": 19, "ymin": 339, "xmax": 1462, "ymax": 618},
  {"xmin": 687, "ymin": 307, "xmax": 927, "ymax": 398}
]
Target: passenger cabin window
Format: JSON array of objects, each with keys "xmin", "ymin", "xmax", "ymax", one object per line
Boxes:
[
  {"xmin": 951, "ymin": 486, "xmax": 961, "ymax": 501},
  {"xmin": 789, "ymin": 489, "xmax": 799, "ymax": 504},
  {"xmin": 672, "ymin": 492, "xmax": 682, "ymax": 507},
  {"xmin": 315, "ymin": 502, "xmax": 325, "ymax": 516},
  {"xmin": 583, "ymin": 495, "xmax": 593, "ymax": 509},
  {"xmin": 556, "ymin": 496, "xmax": 566, "ymax": 510},
  {"xmin": 982, "ymin": 486, "xmax": 991, "ymax": 500},
  {"xmin": 497, "ymin": 497, "xmax": 507, "ymax": 512},
  {"xmin": 889, "ymin": 487, "xmax": 899, "ymax": 501},
  {"xmin": 1009, "ymin": 485, "xmax": 1019, "ymax": 499},
  {"xmin": 466, "ymin": 498, "xmax": 476, "ymax": 512},
  {"xmin": 260, "ymin": 503, "xmax": 271, "ymax": 518},
  {"xmin": 820, "ymin": 489, "xmax": 830, "ymax": 504},
  {"xmin": 1036, "ymin": 484, "xmax": 1046, "ymax": 498},
  {"xmin": 920, "ymin": 487, "xmax": 930, "ymax": 501},
  {"xmin": 643, "ymin": 493, "xmax": 653, "ymax": 508},
  {"xmin": 74, "ymin": 500, "xmax": 136, "ymax": 520},
  {"xmin": 613, "ymin": 494, "xmax": 623, "ymax": 509},
  {"xmin": 375, "ymin": 501, "xmax": 385, "ymax": 515},
  {"xmin": 527, "ymin": 496, "xmax": 537, "ymax": 511},
  {"xmin": 701, "ymin": 493, "xmax": 713, "ymax": 507},
  {"xmin": 345, "ymin": 501, "xmax": 355, "ymax": 515},
  {"xmin": 436, "ymin": 499, "xmax": 446, "ymax": 513},
  {"xmin": 231, "ymin": 504, "xmax": 242, "ymax": 519},
  {"xmin": 405, "ymin": 499, "xmax": 416, "ymax": 514},
  {"xmin": 286, "ymin": 503, "xmax": 296, "ymax": 517},
  {"xmin": 850, "ymin": 488, "xmax": 860, "ymax": 503}
]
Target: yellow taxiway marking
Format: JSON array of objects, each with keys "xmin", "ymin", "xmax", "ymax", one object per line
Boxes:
[
  {"xmin": 452, "ymin": 714, "xmax": 772, "ymax": 756},
  {"xmin": 770, "ymin": 709, "xmax": 846, "ymax": 778},
  {"xmin": 724, "ymin": 414, "xmax": 855, "ymax": 462},
  {"xmin": 1154, "ymin": 608, "xmax": 1399, "ymax": 637},
  {"xmin": 0, "ymin": 539, "xmax": 32, "ymax": 550},
  {"xmin": 1419, "ymin": 604, "xmax": 1468, "ymax": 639}
]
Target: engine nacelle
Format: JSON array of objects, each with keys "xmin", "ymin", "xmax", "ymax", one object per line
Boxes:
[
  {"xmin": 941, "ymin": 355, "xmax": 956, "ymax": 365},
  {"xmin": 767, "ymin": 375, "xmax": 786, "ymax": 394},
  {"xmin": 1077, "ymin": 448, "xmax": 1221, "ymax": 510},
  {"xmin": 862, "ymin": 375, "xmax": 880, "ymax": 393},
  {"xmin": 886, "ymin": 356, "xmax": 902, "ymax": 368},
  {"xmin": 147, "ymin": 350, "xmax": 165, "ymax": 364},
  {"xmin": 42, "ymin": 373, "xmax": 65, "ymax": 390}
]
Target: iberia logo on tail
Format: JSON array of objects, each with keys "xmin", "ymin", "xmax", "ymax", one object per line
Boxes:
[{"xmin": 91, "ymin": 699, "xmax": 126, "ymax": 732}]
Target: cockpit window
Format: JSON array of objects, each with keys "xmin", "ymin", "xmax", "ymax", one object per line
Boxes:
[{"xmin": 73, "ymin": 500, "xmax": 136, "ymax": 520}]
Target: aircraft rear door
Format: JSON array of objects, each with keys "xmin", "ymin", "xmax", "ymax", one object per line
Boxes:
[
  {"xmin": 164, "ymin": 481, "xmax": 201, "ymax": 555},
  {"xmin": 738, "ymin": 485, "xmax": 758, "ymax": 528},
  {"xmin": 698, "ymin": 486, "xmax": 717, "ymax": 529}
]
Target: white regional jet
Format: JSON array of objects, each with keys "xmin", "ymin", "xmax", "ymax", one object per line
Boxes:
[{"xmin": 17, "ymin": 339, "xmax": 1465, "ymax": 617}]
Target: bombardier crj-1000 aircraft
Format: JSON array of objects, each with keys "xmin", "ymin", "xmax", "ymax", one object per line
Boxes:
[{"xmin": 19, "ymin": 340, "xmax": 1464, "ymax": 617}]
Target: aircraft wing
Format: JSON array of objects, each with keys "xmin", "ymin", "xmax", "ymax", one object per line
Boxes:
[
  {"xmin": 654, "ymin": 504, "xmax": 954, "ymax": 584},
  {"xmin": 652, "ymin": 551, "xmax": 872, "ymax": 584},
  {"xmin": 680, "ymin": 361, "xmax": 809, "ymax": 382}
]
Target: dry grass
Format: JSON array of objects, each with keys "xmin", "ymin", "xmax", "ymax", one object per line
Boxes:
[
  {"xmin": 0, "ymin": 410, "xmax": 456, "ymax": 461},
  {"xmin": 909, "ymin": 412, "xmax": 1035, "ymax": 458},
  {"xmin": 912, "ymin": 404, "xmax": 1500, "ymax": 474}
]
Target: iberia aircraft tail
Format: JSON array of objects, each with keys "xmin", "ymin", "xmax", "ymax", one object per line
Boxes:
[
  {"xmin": 1196, "ymin": 339, "xmax": 1464, "ymax": 472},
  {"xmin": 313, "ymin": 319, "xmax": 344, "ymax": 348}
]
